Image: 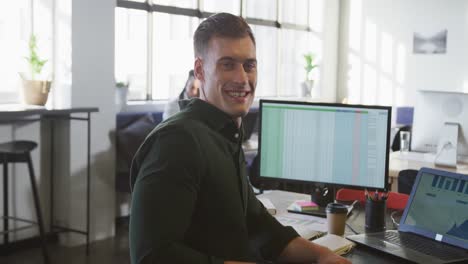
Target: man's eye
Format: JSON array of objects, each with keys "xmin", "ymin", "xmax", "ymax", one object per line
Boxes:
[
  {"xmin": 221, "ymin": 62, "xmax": 235, "ymax": 69},
  {"xmin": 244, "ymin": 62, "xmax": 257, "ymax": 72}
]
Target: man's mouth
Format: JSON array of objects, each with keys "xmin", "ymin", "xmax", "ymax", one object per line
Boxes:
[{"xmin": 226, "ymin": 91, "xmax": 250, "ymax": 98}]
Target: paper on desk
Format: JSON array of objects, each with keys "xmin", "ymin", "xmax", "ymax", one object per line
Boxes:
[{"xmin": 275, "ymin": 212, "xmax": 327, "ymax": 239}]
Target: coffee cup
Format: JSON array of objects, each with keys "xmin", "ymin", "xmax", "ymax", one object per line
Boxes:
[{"xmin": 326, "ymin": 203, "xmax": 348, "ymax": 236}]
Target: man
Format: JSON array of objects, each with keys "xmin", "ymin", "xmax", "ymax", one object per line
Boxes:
[
  {"xmin": 163, "ymin": 70, "xmax": 201, "ymax": 120},
  {"xmin": 130, "ymin": 13, "xmax": 350, "ymax": 264}
]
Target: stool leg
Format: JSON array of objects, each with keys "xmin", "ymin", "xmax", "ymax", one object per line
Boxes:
[
  {"xmin": 3, "ymin": 156, "xmax": 8, "ymax": 248},
  {"xmin": 26, "ymin": 154, "xmax": 50, "ymax": 264}
]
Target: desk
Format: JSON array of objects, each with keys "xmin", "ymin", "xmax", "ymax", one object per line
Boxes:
[
  {"xmin": 0, "ymin": 105, "xmax": 98, "ymax": 254},
  {"xmin": 258, "ymin": 190, "xmax": 413, "ymax": 263},
  {"xmin": 389, "ymin": 151, "xmax": 468, "ymax": 192}
]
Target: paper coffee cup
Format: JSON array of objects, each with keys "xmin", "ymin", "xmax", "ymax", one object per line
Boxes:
[{"xmin": 326, "ymin": 203, "xmax": 348, "ymax": 236}]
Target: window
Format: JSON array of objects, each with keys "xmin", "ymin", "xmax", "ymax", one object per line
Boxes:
[
  {"xmin": 116, "ymin": 0, "xmax": 324, "ymax": 101},
  {"xmin": 0, "ymin": 0, "xmax": 53, "ymax": 104}
]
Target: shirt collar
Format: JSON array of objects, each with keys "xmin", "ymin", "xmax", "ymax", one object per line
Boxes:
[{"xmin": 182, "ymin": 98, "xmax": 244, "ymax": 141}]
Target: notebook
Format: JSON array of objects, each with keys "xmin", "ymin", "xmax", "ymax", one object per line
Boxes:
[
  {"xmin": 347, "ymin": 167, "xmax": 468, "ymax": 264},
  {"xmin": 313, "ymin": 234, "xmax": 355, "ymax": 255}
]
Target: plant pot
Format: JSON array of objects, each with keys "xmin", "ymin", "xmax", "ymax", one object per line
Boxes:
[
  {"xmin": 301, "ymin": 80, "xmax": 314, "ymax": 97},
  {"xmin": 22, "ymin": 80, "xmax": 52, "ymax": 105},
  {"xmin": 115, "ymin": 87, "xmax": 129, "ymax": 106}
]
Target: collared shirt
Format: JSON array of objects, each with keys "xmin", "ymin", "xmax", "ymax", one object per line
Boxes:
[{"xmin": 129, "ymin": 99, "xmax": 298, "ymax": 264}]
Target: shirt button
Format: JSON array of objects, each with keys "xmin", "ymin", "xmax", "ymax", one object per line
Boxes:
[{"xmin": 234, "ymin": 133, "xmax": 239, "ymax": 139}]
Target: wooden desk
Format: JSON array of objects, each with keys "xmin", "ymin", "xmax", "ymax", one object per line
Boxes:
[
  {"xmin": 388, "ymin": 151, "xmax": 468, "ymax": 192},
  {"xmin": 258, "ymin": 190, "xmax": 411, "ymax": 263},
  {"xmin": 0, "ymin": 105, "xmax": 98, "ymax": 254}
]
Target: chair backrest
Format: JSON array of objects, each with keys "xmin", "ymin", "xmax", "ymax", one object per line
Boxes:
[
  {"xmin": 397, "ymin": 169, "xmax": 419, "ymax": 195},
  {"xmin": 335, "ymin": 188, "xmax": 409, "ymax": 210}
]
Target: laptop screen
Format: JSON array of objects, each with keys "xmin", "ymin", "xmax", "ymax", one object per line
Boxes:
[{"xmin": 401, "ymin": 168, "xmax": 468, "ymax": 249}]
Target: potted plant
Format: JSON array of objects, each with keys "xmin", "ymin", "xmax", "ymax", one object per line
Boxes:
[
  {"xmin": 301, "ymin": 52, "xmax": 318, "ymax": 97},
  {"xmin": 20, "ymin": 35, "xmax": 52, "ymax": 105},
  {"xmin": 115, "ymin": 80, "xmax": 129, "ymax": 106}
]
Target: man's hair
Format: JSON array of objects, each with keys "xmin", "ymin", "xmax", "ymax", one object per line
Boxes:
[{"xmin": 193, "ymin": 13, "xmax": 255, "ymax": 57}]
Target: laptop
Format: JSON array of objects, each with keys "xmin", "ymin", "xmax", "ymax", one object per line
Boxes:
[{"xmin": 347, "ymin": 167, "xmax": 468, "ymax": 264}]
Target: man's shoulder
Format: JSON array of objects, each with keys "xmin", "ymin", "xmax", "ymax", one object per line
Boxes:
[{"xmin": 141, "ymin": 113, "xmax": 204, "ymax": 145}]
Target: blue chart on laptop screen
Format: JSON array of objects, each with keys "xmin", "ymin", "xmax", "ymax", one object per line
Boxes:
[
  {"xmin": 404, "ymin": 172, "xmax": 468, "ymax": 241},
  {"xmin": 260, "ymin": 102, "xmax": 388, "ymax": 189}
]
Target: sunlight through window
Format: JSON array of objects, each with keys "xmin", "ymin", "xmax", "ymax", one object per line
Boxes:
[
  {"xmin": 363, "ymin": 64, "xmax": 377, "ymax": 104},
  {"xmin": 348, "ymin": 0, "xmax": 362, "ymax": 52},
  {"xmin": 380, "ymin": 31, "xmax": 393, "ymax": 75},
  {"xmin": 364, "ymin": 18, "xmax": 376, "ymax": 62},
  {"xmin": 347, "ymin": 53, "xmax": 361, "ymax": 104}
]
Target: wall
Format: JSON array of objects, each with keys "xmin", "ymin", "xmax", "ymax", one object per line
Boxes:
[
  {"xmin": 319, "ymin": 0, "xmax": 340, "ymax": 102},
  {"xmin": 337, "ymin": 0, "xmax": 468, "ymax": 110},
  {"xmin": 65, "ymin": 0, "xmax": 116, "ymax": 244}
]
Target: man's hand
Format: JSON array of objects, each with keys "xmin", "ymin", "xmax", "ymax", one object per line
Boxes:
[
  {"xmin": 278, "ymin": 237, "xmax": 352, "ymax": 264},
  {"xmin": 316, "ymin": 247, "xmax": 351, "ymax": 264}
]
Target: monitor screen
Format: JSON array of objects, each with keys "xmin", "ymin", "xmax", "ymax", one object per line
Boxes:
[{"xmin": 258, "ymin": 100, "xmax": 391, "ymax": 190}]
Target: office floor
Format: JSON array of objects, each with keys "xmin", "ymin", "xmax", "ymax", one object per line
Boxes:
[{"xmin": 0, "ymin": 221, "xmax": 130, "ymax": 264}]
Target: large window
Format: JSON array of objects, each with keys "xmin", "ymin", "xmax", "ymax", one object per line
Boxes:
[
  {"xmin": 116, "ymin": 0, "xmax": 324, "ymax": 101},
  {"xmin": 0, "ymin": 0, "xmax": 53, "ymax": 104}
]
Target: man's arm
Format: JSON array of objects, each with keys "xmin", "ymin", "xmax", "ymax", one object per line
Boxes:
[
  {"xmin": 130, "ymin": 127, "xmax": 223, "ymax": 264},
  {"xmin": 278, "ymin": 237, "xmax": 351, "ymax": 264}
]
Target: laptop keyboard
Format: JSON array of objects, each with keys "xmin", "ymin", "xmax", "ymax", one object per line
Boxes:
[{"xmin": 382, "ymin": 231, "xmax": 467, "ymax": 261}]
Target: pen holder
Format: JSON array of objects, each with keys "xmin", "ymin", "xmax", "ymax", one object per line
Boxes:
[{"xmin": 365, "ymin": 199, "xmax": 386, "ymax": 232}]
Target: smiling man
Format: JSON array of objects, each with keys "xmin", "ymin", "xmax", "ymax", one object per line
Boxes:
[{"xmin": 129, "ymin": 13, "xmax": 350, "ymax": 264}]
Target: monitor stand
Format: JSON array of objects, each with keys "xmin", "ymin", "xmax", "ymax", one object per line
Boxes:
[{"xmin": 434, "ymin": 122, "xmax": 459, "ymax": 168}]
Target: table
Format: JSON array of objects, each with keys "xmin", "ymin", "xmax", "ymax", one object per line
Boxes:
[
  {"xmin": 0, "ymin": 105, "xmax": 98, "ymax": 255},
  {"xmin": 258, "ymin": 190, "xmax": 414, "ymax": 263},
  {"xmin": 388, "ymin": 151, "xmax": 468, "ymax": 192}
]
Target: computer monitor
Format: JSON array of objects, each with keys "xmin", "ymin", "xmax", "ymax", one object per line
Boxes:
[
  {"xmin": 258, "ymin": 100, "xmax": 391, "ymax": 190},
  {"xmin": 411, "ymin": 90, "xmax": 468, "ymax": 161}
]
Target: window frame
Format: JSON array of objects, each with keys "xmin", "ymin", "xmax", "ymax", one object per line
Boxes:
[{"xmin": 116, "ymin": 0, "xmax": 319, "ymax": 101}]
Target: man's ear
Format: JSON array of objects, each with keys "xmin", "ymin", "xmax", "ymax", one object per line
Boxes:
[{"xmin": 194, "ymin": 57, "xmax": 205, "ymax": 82}]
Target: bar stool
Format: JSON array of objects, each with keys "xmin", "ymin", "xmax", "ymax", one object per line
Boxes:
[{"xmin": 1, "ymin": 140, "xmax": 49, "ymax": 263}]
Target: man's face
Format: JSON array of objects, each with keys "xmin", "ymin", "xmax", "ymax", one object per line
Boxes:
[
  {"xmin": 186, "ymin": 78, "xmax": 201, "ymax": 98},
  {"xmin": 195, "ymin": 36, "xmax": 257, "ymax": 122}
]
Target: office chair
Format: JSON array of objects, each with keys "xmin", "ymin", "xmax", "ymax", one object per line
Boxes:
[
  {"xmin": 336, "ymin": 188, "xmax": 409, "ymax": 210},
  {"xmin": 398, "ymin": 169, "xmax": 419, "ymax": 195}
]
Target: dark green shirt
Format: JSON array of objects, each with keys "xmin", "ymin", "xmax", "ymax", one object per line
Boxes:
[{"xmin": 129, "ymin": 99, "xmax": 298, "ymax": 264}]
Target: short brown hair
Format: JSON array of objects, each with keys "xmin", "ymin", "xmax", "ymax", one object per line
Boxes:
[{"xmin": 193, "ymin": 13, "xmax": 255, "ymax": 57}]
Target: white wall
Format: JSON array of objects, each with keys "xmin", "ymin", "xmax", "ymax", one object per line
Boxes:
[
  {"xmin": 319, "ymin": 0, "xmax": 340, "ymax": 102},
  {"xmin": 65, "ymin": 0, "xmax": 116, "ymax": 244},
  {"xmin": 337, "ymin": 0, "xmax": 468, "ymax": 107}
]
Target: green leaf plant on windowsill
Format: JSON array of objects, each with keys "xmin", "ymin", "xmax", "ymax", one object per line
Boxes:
[
  {"xmin": 19, "ymin": 35, "xmax": 53, "ymax": 106},
  {"xmin": 302, "ymin": 52, "xmax": 318, "ymax": 98}
]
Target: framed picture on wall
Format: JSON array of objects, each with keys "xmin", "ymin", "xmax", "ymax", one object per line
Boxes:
[{"xmin": 413, "ymin": 29, "xmax": 447, "ymax": 54}]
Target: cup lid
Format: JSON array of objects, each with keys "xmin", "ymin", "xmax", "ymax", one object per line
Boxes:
[{"xmin": 326, "ymin": 203, "xmax": 348, "ymax": 214}]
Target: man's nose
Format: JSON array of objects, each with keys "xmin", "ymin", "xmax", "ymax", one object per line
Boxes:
[{"xmin": 232, "ymin": 64, "xmax": 248, "ymax": 85}]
